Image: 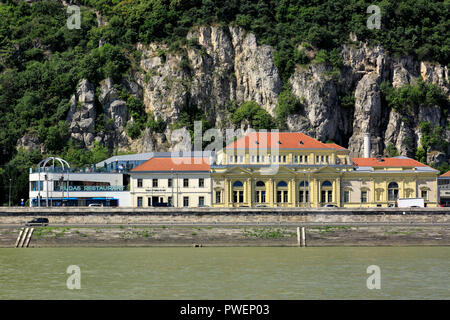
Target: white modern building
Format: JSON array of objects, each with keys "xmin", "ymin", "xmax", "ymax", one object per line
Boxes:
[{"xmin": 28, "ymin": 155, "xmax": 155, "ymax": 207}]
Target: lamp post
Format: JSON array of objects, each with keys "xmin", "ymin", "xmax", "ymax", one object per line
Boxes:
[{"xmin": 9, "ymin": 179, "xmax": 12, "ymax": 207}]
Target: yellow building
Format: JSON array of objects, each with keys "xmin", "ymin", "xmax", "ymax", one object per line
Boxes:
[{"xmin": 210, "ymin": 132, "xmax": 440, "ymax": 208}]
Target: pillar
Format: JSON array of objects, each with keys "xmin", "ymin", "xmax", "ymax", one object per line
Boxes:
[{"xmin": 224, "ymin": 178, "xmax": 229, "ymax": 207}]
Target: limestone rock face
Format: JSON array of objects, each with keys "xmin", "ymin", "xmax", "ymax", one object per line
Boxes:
[
  {"xmin": 289, "ymin": 64, "xmax": 340, "ymax": 142},
  {"xmin": 136, "ymin": 26, "xmax": 281, "ymax": 127},
  {"xmin": 66, "ymin": 79, "xmax": 96, "ymax": 148},
  {"xmin": 347, "ymin": 72, "xmax": 384, "ymax": 157},
  {"xmin": 56, "ymin": 28, "xmax": 449, "ymax": 166},
  {"xmin": 16, "ymin": 132, "xmax": 45, "ymax": 153}
]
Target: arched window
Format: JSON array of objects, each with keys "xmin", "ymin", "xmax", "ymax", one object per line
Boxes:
[
  {"xmin": 321, "ymin": 180, "xmax": 332, "ymax": 187},
  {"xmin": 277, "ymin": 181, "xmax": 288, "ymax": 187},
  {"xmin": 256, "ymin": 181, "xmax": 265, "ymax": 187},
  {"xmin": 276, "ymin": 181, "xmax": 288, "ymax": 203},
  {"xmin": 255, "ymin": 181, "xmax": 266, "ymax": 203},
  {"xmin": 388, "ymin": 182, "xmax": 398, "ymax": 189},
  {"xmin": 232, "ymin": 181, "xmax": 244, "ymax": 203},
  {"xmin": 388, "ymin": 182, "xmax": 399, "ymax": 201},
  {"xmin": 299, "ymin": 181, "xmax": 309, "ymax": 204},
  {"xmin": 233, "ymin": 181, "xmax": 243, "ymax": 187},
  {"xmin": 321, "ymin": 181, "xmax": 333, "ymax": 203}
]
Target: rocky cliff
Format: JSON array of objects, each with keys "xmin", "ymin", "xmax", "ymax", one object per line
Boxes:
[{"xmin": 61, "ymin": 26, "xmax": 449, "ymax": 165}]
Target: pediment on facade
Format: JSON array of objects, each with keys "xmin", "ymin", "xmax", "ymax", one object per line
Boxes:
[
  {"xmin": 221, "ymin": 166, "xmax": 253, "ymax": 175},
  {"xmin": 312, "ymin": 166, "xmax": 342, "ymax": 174},
  {"xmin": 257, "ymin": 166, "xmax": 297, "ymax": 175}
]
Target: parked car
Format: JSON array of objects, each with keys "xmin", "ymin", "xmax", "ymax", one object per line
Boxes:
[
  {"xmin": 88, "ymin": 203, "xmax": 103, "ymax": 207},
  {"xmin": 26, "ymin": 218, "xmax": 49, "ymax": 226},
  {"xmin": 322, "ymin": 204, "xmax": 338, "ymax": 208}
]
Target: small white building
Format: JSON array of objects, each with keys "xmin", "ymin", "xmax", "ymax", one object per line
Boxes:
[{"xmin": 130, "ymin": 156, "xmax": 212, "ymax": 208}]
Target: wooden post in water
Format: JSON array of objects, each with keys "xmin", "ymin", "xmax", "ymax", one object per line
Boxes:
[
  {"xmin": 18, "ymin": 228, "xmax": 29, "ymax": 248},
  {"xmin": 301, "ymin": 227, "xmax": 306, "ymax": 247},
  {"xmin": 24, "ymin": 228, "xmax": 34, "ymax": 248},
  {"xmin": 297, "ymin": 227, "xmax": 301, "ymax": 247},
  {"xmin": 15, "ymin": 228, "xmax": 24, "ymax": 248}
]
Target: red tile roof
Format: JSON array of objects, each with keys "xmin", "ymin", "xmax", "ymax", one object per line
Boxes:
[
  {"xmin": 131, "ymin": 157, "xmax": 210, "ymax": 172},
  {"xmin": 225, "ymin": 132, "xmax": 347, "ymax": 150},
  {"xmin": 352, "ymin": 157, "xmax": 428, "ymax": 167},
  {"xmin": 441, "ymin": 171, "xmax": 450, "ymax": 177},
  {"xmin": 323, "ymin": 143, "xmax": 347, "ymax": 150}
]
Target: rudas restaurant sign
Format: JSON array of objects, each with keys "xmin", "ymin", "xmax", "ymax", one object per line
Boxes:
[{"xmin": 57, "ymin": 186, "xmax": 126, "ymax": 192}]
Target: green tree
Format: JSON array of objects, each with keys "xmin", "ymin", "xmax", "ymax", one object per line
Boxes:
[{"xmin": 232, "ymin": 101, "xmax": 275, "ymax": 130}]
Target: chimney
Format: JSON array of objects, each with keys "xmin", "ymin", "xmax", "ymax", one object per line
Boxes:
[{"xmin": 363, "ymin": 133, "xmax": 370, "ymax": 158}]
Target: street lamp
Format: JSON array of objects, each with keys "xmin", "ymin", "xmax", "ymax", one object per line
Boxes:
[{"xmin": 9, "ymin": 179, "xmax": 12, "ymax": 207}]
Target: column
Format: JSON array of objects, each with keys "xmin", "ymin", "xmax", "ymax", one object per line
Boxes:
[
  {"xmin": 247, "ymin": 178, "xmax": 252, "ymax": 207},
  {"xmin": 371, "ymin": 179, "xmax": 376, "ymax": 206},
  {"xmin": 317, "ymin": 179, "xmax": 321, "ymax": 208},
  {"xmin": 269, "ymin": 178, "xmax": 274, "ymax": 207},
  {"xmin": 224, "ymin": 178, "xmax": 229, "ymax": 207},
  {"xmin": 336, "ymin": 178, "xmax": 341, "ymax": 207},
  {"xmin": 293, "ymin": 178, "xmax": 298, "ymax": 207}
]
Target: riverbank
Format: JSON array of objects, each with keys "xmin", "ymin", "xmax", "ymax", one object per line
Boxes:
[{"xmin": 1, "ymin": 225, "xmax": 448, "ymax": 247}]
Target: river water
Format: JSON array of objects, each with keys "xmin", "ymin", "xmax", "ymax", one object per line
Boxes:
[{"xmin": 0, "ymin": 247, "xmax": 448, "ymax": 299}]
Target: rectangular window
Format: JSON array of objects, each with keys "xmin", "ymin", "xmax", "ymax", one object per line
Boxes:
[
  {"xmin": 183, "ymin": 197, "xmax": 189, "ymax": 207},
  {"xmin": 388, "ymin": 189, "xmax": 399, "ymax": 201},
  {"xmin": 277, "ymin": 191, "xmax": 282, "ymax": 203},
  {"xmin": 316, "ymin": 156, "xmax": 319, "ymax": 163},
  {"xmin": 344, "ymin": 191, "xmax": 350, "ymax": 203},
  {"xmin": 361, "ymin": 191, "xmax": 367, "ymax": 203},
  {"xmin": 239, "ymin": 156, "xmax": 244, "ymax": 163},
  {"xmin": 261, "ymin": 191, "xmax": 266, "ymax": 203},
  {"xmin": 327, "ymin": 191, "xmax": 332, "ymax": 203},
  {"xmin": 321, "ymin": 155, "xmax": 324, "ymax": 162},
  {"xmin": 152, "ymin": 179, "xmax": 158, "ymax": 187},
  {"xmin": 294, "ymin": 155, "xmax": 298, "ymax": 163},
  {"xmin": 168, "ymin": 179, "xmax": 173, "ymax": 187},
  {"xmin": 283, "ymin": 155, "xmax": 286, "ymax": 163},
  {"xmin": 199, "ymin": 196, "xmax": 205, "ymax": 207},
  {"xmin": 229, "ymin": 156, "xmax": 233, "ymax": 163},
  {"xmin": 421, "ymin": 190, "xmax": 428, "ymax": 200},
  {"xmin": 199, "ymin": 178, "xmax": 204, "ymax": 188},
  {"xmin": 326, "ymin": 155, "xmax": 329, "ymax": 163},
  {"xmin": 283, "ymin": 191, "xmax": 288, "ymax": 203},
  {"xmin": 137, "ymin": 179, "xmax": 143, "ymax": 188},
  {"xmin": 304, "ymin": 156, "xmax": 308, "ymax": 163},
  {"xmin": 183, "ymin": 179, "xmax": 189, "ymax": 187},
  {"xmin": 216, "ymin": 191, "xmax": 221, "ymax": 203},
  {"xmin": 147, "ymin": 197, "xmax": 152, "ymax": 207},
  {"xmin": 233, "ymin": 191, "xmax": 238, "ymax": 203},
  {"xmin": 168, "ymin": 197, "xmax": 173, "ymax": 206},
  {"xmin": 137, "ymin": 197, "xmax": 143, "ymax": 207},
  {"xmin": 239, "ymin": 191, "xmax": 244, "ymax": 203},
  {"xmin": 321, "ymin": 191, "xmax": 326, "ymax": 203}
]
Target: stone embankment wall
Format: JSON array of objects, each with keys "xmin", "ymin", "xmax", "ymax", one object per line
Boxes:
[{"xmin": 0, "ymin": 208, "xmax": 448, "ymax": 225}]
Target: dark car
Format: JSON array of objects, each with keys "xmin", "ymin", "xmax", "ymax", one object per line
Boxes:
[{"xmin": 26, "ymin": 218, "xmax": 49, "ymax": 226}]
